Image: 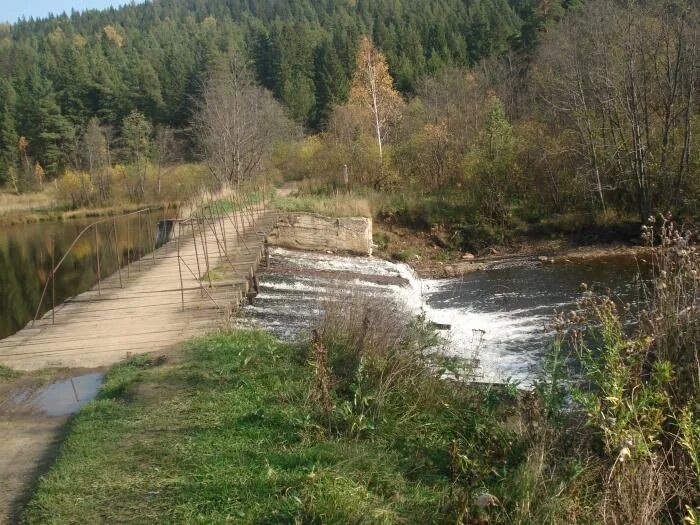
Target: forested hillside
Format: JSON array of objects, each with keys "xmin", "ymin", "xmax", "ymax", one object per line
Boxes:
[
  {"xmin": 2, "ymin": 0, "xmax": 698, "ymax": 238},
  {"xmin": 0, "ymin": 0, "xmax": 548, "ymax": 181}
]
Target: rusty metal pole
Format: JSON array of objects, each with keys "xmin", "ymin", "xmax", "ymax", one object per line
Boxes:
[
  {"xmin": 126, "ymin": 217, "xmax": 130, "ymax": 279},
  {"xmin": 147, "ymin": 208, "xmax": 156, "ymax": 264},
  {"xmin": 176, "ymin": 221, "xmax": 184, "ymax": 311},
  {"xmin": 137, "ymin": 210, "xmax": 142, "ymax": 272},
  {"xmin": 95, "ymin": 225, "xmax": 101, "ymax": 296},
  {"xmin": 191, "ymin": 221, "xmax": 204, "ymax": 297},
  {"xmin": 220, "ymin": 205, "xmax": 228, "ymax": 255},
  {"xmin": 197, "ymin": 218, "xmax": 212, "ymax": 287},
  {"xmin": 51, "ymin": 238, "xmax": 56, "ymax": 325},
  {"xmin": 113, "ymin": 218, "xmax": 123, "ymax": 288}
]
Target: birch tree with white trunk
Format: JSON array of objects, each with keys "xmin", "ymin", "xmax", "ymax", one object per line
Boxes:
[{"xmin": 348, "ymin": 37, "xmax": 404, "ymax": 164}]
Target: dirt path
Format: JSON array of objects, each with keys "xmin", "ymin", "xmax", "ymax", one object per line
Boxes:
[
  {"xmin": 0, "ymin": 210, "xmax": 277, "ymax": 371},
  {"xmin": 0, "ymin": 415, "xmax": 65, "ymax": 524},
  {"xmin": 0, "ymin": 369, "xmax": 101, "ymax": 524}
]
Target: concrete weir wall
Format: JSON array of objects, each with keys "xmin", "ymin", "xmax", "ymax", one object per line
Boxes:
[{"xmin": 269, "ymin": 212, "xmax": 372, "ymax": 256}]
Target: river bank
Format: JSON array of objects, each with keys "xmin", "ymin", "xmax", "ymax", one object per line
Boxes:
[
  {"xmin": 373, "ymin": 220, "xmax": 650, "ymax": 278},
  {"xmin": 0, "ymin": 201, "xmax": 177, "ymax": 227},
  {"xmin": 6, "ymin": 225, "xmax": 698, "ymax": 523},
  {"xmin": 19, "ymin": 330, "xmax": 526, "ymax": 524}
]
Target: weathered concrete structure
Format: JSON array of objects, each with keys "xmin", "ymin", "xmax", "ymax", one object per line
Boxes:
[{"xmin": 268, "ymin": 212, "xmax": 372, "ymax": 256}]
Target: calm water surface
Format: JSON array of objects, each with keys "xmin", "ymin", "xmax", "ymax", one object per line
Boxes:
[{"xmin": 0, "ymin": 213, "xmax": 167, "ymax": 339}]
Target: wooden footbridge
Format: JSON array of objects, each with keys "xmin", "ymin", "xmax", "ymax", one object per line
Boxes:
[{"xmin": 0, "ymin": 194, "xmax": 279, "ymax": 370}]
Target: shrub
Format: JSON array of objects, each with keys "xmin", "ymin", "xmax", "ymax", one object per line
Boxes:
[{"xmin": 54, "ymin": 170, "xmax": 94, "ymax": 208}]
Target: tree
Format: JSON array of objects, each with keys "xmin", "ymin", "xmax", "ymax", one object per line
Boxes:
[
  {"xmin": 153, "ymin": 125, "xmax": 181, "ymax": 196},
  {"xmin": 121, "ymin": 110, "xmax": 153, "ymax": 164},
  {"xmin": 348, "ymin": 37, "xmax": 404, "ymax": 163},
  {"xmin": 17, "ymin": 72, "xmax": 75, "ymax": 176},
  {"xmin": 312, "ymin": 39, "xmax": 349, "ymax": 129},
  {"xmin": 0, "ymin": 80, "xmax": 18, "ymax": 185},
  {"xmin": 533, "ymin": 0, "xmax": 700, "ymax": 221},
  {"xmin": 81, "ymin": 117, "xmax": 111, "ymax": 201},
  {"xmin": 121, "ymin": 110, "xmax": 153, "ymax": 200},
  {"xmin": 194, "ymin": 54, "xmax": 291, "ymax": 188},
  {"xmin": 467, "ymin": 95, "xmax": 518, "ymax": 227}
]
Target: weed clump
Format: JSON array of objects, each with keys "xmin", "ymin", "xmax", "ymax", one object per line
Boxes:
[{"xmin": 545, "ymin": 214, "xmax": 700, "ymax": 524}]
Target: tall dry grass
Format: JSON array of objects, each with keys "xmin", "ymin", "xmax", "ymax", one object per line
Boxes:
[
  {"xmin": 0, "ymin": 189, "xmax": 56, "ymax": 215},
  {"xmin": 274, "ymin": 193, "xmax": 372, "ymax": 218},
  {"xmin": 548, "ymin": 214, "xmax": 700, "ymax": 524}
]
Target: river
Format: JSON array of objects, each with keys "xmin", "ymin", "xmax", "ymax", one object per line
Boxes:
[
  {"xmin": 242, "ymin": 248, "xmax": 644, "ymax": 385},
  {"xmin": 1, "ymin": 219, "xmax": 643, "ymax": 383},
  {"xmin": 0, "ymin": 213, "xmax": 168, "ymax": 340}
]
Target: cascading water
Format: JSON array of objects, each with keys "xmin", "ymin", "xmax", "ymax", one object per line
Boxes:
[{"xmin": 242, "ymin": 247, "xmax": 640, "ymax": 385}]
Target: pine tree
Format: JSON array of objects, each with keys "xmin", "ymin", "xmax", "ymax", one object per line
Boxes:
[
  {"xmin": 0, "ymin": 81, "xmax": 19, "ymax": 185},
  {"xmin": 18, "ymin": 71, "xmax": 75, "ymax": 176},
  {"xmin": 312, "ymin": 39, "xmax": 349, "ymax": 129},
  {"xmin": 121, "ymin": 110, "xmax": 153, "ymax": 164}
]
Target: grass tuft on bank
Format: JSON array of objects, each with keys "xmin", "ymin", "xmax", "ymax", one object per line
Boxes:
[
  {"xmin": 0, "ymin": 364, "xmax": 20, "ymax": 381},
  {"xmin": 273, "ymin": 194, "xmax": 371, "ymax": 218}
]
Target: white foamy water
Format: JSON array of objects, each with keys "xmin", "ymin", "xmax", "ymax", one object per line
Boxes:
[{"xmin": 242, "ymin": 248, "xmax": 637, "ymax": 385}]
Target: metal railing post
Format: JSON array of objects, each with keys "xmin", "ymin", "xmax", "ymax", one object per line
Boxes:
[
  {"xmin": 51, "ymin": 239, "xmax": 56, "ymax": 325},
  {"xmin": 126, "ymin": 218, "xmax": 130, "ymax": 279},
  {"xmin": 191, "ymin": 221, "xmax": 204, "ymax": 297},
  {"xmin": 113, "ymin": 218, "xmax": 123, "ymax": 288},
  {"xmin": 137, "ymin": 210, "xmax": 142, "ymax": 272},
  {"xmin": 95, "ymin": 225, "xmax": 101, "ymax": 296},
  {"xmin": 176, "ymin": 221, "xmax": 185, "ymax": 311}
]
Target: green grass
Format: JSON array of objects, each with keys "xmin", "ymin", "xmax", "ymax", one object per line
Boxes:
[
  {"xmin": 0, "ymin": 364, "xmax": 20, "ymax": 381},
  {"xmin": 390, "ymin": 248, "xmax": 417, "ymax": 262},
  {"xmin": 23, "ymin": 330, "xmax": 471, "ymax": 524},
  {"xmin": 273, "ymin": 194, "xmax": 371, "ymax": 218},
  {"xmin": 195, "ymin": 190, "xmax": 272, "ymax": 218},
  {"xmin": 25, "ymin": 324, "xmax": 631, "ymax": 524}
]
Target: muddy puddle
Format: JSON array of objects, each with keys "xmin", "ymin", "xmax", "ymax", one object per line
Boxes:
[{"xmin": 4, "ymin": 372, "xmax": 104, "ymax": 417}]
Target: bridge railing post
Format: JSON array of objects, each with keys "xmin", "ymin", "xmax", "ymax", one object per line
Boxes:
[
  {"xmin": 51, "ymin": 238, "xmax": 55, "ymax": 325},
  {"xmin": 112, "ymin": 218, "xmax": 123, "ymax": 288},
  {"xmin": 126, "ymin": 217, "xmax": 130, "ymax": 279},
  {"xmin": 191, "ymin": 220, "xmax": 204, "ymax": 297},
  {"xmin": 176, "ymin": 221, "xmax": 185, "ymax": 312}
]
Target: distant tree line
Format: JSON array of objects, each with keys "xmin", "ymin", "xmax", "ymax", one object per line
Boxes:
[{"xmin": 0, "ymin": 0, "xmax": 551, "ymax": 184}]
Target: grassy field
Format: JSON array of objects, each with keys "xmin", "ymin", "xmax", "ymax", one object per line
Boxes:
[
  {"xmin": 21, "ymin": 332, "xmax": 438, "ymax": 523},
  {"xmin": 0, "ymin": 190, "xmax": 56, "ymax": 216},
  {"xmin": 22, "ymin": 328, "xmax": 526, "ymax": 524}
]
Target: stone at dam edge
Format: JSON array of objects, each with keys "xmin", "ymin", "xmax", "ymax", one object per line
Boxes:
[{"xmin": 268, "ymin": 212, "xmax": 373, "ymax": 256}]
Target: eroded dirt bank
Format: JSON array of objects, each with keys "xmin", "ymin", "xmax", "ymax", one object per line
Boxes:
[{"xmin": 0, "ymin": 369, "xmax": 103, "ymax": 524}]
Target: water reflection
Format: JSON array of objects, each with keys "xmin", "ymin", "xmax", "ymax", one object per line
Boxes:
[{"xmin": 0, "ymin": 212, "xmax": 167, "ymax": 339}]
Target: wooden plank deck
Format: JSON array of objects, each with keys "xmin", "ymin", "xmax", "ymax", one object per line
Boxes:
[{"xmin": 0, "ymin": 210, "xmax": 279, "ymax": 370}]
